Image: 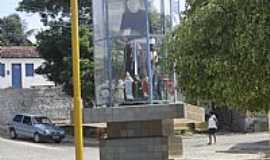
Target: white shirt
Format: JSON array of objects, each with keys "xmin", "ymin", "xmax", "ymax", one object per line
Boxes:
[{"xmin": 208, "ymin": 115, "xmax": 218, "ymax": 129}]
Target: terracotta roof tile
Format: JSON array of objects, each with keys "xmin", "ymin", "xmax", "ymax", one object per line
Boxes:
[{"xmin": 0, "ymin": 46, "xmax": 40, "ymax": 58}]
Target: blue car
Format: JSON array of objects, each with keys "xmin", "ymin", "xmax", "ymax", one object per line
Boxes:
[{"xmin": 8, "ymin": 114, "xmax": 65, "ymax": 143}]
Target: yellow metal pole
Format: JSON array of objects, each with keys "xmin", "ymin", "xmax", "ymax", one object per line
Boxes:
[{"xmin": 70, "ymin": 0, "xmax": 84, "ymax": 159}]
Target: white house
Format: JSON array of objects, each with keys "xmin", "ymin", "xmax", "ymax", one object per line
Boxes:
[{"xmin": 0, "ymin": 46, "xmax": 55, "ymax": 89}]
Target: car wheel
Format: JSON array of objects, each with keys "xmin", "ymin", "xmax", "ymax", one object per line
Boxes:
[
  {"xmin": 33, "ymin": 133, "xmax": 41, "ymax": 143},
  {"xmin": 9, "ymin": 129, "xmax": 17, "ymax": 139},
  {"xmin": 54, "ymin": 138, "xmax": 62, "ymax": 143}
]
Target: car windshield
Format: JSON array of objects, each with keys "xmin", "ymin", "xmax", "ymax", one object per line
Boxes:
[{"xmin": 32, "ymin": 117, "xmax": 52, "ymax": 124}]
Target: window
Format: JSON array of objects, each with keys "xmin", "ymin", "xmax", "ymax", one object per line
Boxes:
[
  {"xmin": 33, "ymin": 117, "xmax": 52, "ymax": 124},
  {"xmin": 13, "ymin": 115, "xmax": 23, "ymax": 122},
  {"xmin": 0, "ymin": 63, "xmax": 5, "ymax": 77},
  {"xmin": 22, "ymin": 116, "xmax": 32, "ymax": 125},
  {"xmin": 25, "ymin": 64, "xmax": 34, "ymax": 77}
]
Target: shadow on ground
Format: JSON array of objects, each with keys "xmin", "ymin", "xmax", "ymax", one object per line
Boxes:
[
  {"xmin": 0, "ymin": 132, "xmax": 99, "ymax": 147},
  {"xmin": 217, "ymin": 140, "xmax": 270, "ymax": 156},
  {"xmin": 14, "ymin": 137, "xmax": 99, "ymax": 147}
]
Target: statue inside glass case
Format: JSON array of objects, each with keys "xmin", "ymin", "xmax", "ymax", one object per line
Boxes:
[
  {"xmin": 124, "ymin": 72, "xmax": 134, "ymax": 100},
  {"xmin": 114, "ymin": 79, "xmax": 125, "ymax": 104},
  {"xmin": 123, "ymin": 40, "xmax": 149, "ymax": 101},
  {"xmin": 142, "ymin": 76, "xmax": 149, "ymax": 97},
  {"xmin": 92, "ymin": 0, "xmax": 177, "ymax": 106},
  {"xmin": 133, "ymin": 74, "xmax": 143, "ymax": 99},
  {"xmin": 120, "ymin": 0, "xmax": 146, "ymax": 36}
]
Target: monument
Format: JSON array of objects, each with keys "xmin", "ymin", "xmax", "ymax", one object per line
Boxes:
[{"xmin": 84, "ymin": 0, "xmax": 205, "ymax": 159}]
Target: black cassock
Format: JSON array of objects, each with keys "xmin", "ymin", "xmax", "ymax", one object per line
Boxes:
[{"xmin": 120, "ymin": 9, "xmax": 147, "ymax": 36}]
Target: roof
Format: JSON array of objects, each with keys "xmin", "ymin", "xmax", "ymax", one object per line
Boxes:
[{"xmin": 0, "ymin": 46, "xmax": 40, "ymax": 58}]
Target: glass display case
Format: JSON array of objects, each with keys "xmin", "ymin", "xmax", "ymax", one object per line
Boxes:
[{"xmin": 93, "ymin": 0, "xmax": 181, "ymax": 107}]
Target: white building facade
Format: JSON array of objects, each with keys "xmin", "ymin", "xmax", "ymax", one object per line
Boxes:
[{"xmin": 0, "ymin": 47, "xmax": 55, "ymax": 89}]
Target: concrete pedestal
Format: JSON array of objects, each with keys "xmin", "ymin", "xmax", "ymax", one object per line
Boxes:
[
  {"xmin": 100, "ymin": 137, "xmax": 168, "ymax": 160},
  {"xmin": 100, "ymin": 120, "xmax": 182, "ymax": 160},
  {"xmin": 82, "ymin": 104, "xmax": 204, "ymax": 160}
]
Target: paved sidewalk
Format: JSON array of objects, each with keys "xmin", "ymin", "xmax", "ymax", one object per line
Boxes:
[
  {"xmin": 180, "ymin": 132, "xmax": 270, "ymax": 160},
  {"xmin": 1, "ymin": 124, "xmax": 269, "ymax": 160},
  {"xmin": 0, "ymin": 136, "xmax": 99, "ymax": 160}
]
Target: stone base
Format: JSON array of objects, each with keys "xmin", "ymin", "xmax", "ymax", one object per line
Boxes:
[
  {"xmin": 84, "ymin": 104, "xmax": 184, "ymax": 123},
  {"xmin": 100, "ymin": 120, "xmax": 182, "ymax": 160},
  {"xmin": 100, "ymin": 137, "xmax": 168, "ymax": 160},
  {"xmin": 168, "ymin": 135, "xmax": 182, "ymax": 159}
]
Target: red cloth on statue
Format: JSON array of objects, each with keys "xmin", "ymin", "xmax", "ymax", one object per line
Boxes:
[{"xmin": 142, "ymin": 79, "xmax": 148, "ymax": 97}]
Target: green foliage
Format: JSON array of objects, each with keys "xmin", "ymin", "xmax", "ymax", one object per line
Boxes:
[
  {"xmin": 18, "ymin": 0, "xmax": 94, "ymax": 106},
  {"xmin": 0, "ymin": 14, "xmax": 32, "ymax": 46},
  {"xmin": 17, "ymin": 0, "xmax": 92, "ymax": 26},
  {"xmin": 148, "ymin": 1, "xmax": 171, "ymax": 34},
  {"xmin": 168, "ymin": 0, "xmax": 270, "ymax": 111}
]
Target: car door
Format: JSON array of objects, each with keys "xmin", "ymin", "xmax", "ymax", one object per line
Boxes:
[
  {"xmin": 21, "ymin": 116, "xmax": 33, "ymax": 137},
  {"xmin": 12, "ymin": 115, "xmax": 24, "ymax": 136}
]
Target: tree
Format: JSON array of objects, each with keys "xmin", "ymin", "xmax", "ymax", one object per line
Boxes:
[
  {"xmin": 0, "ymin": 14, "xmax": 33, "ymax": 46},
  {"xmin": 168, "ymin": 0, "xmax": 270, "ymax": 111},
  {"xmin": 148, "ymin": 1, "xmax": 171, "ymax": 34},
  {"xmin": 18, "ymin": 0, "xmax": 94, "ymax": 106}
]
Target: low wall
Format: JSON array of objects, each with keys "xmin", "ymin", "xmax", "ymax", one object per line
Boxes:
[
  {"xmin": 215, "ymin": 107, "xmax": 268, "ymax": 132},
  {"xmin": 0, "ymin": 88, "xmax": 72, "ymax": 126}
]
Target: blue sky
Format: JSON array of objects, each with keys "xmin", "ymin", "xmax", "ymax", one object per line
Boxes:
[
  {"xmin": 0, "ymin": 0, "xmax": 44, "ymax": 42},
  {"xmin": 0, "ymin": 0, "xmax": 44, "ymax": 31}
]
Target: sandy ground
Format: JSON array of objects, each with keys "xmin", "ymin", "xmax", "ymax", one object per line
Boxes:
[{"xmin": 180, "ymin": 132, "xmax": 270, "ymax": 160}]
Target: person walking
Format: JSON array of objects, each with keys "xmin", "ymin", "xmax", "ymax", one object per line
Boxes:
[{"xmin": 208, "ymin": 111, "xmax": 218, "ymax": 145}]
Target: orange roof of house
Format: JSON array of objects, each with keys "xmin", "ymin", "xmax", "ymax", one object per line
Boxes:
[{"xmin": 0, "ymin": 46, "xmax": 40, "ymax": 58}]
